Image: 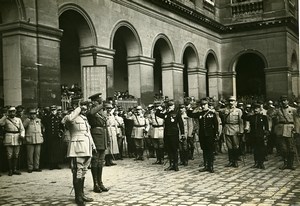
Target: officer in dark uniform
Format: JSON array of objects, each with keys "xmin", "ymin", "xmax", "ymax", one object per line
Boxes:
[
  {"xmin": 42, "ymin": 105, "xmax": 63, "ymax": 170},
  {"xmin": 187, "ymin": 98, "xmax": 219, "ymax": 173},
  {"xmin": 245, "ymin": 103, "xmax": 269, "ymax": 169},
  {"xmin": 86, "ymin": 93, "xmax": 109, "ymax": 193},
  {"xmin": 156, "ymin": 100, "xmax": 184, "ymax": 171}
]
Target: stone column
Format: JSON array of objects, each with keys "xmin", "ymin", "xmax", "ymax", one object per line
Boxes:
[
  {"xmin": 161, "ymin": 63, "xmax": 185, "ymax": 103},
  {"xmin": 291, "ymin": 70, "xmax": 300, "ymax": 98},
  {"xmin": 127, "ymin": 56, "xmax": 155, "ymax": 104},
  {"xmin": 265, "ymin": 67, "xmax": 293, "ymax": 99},
  {"xmin": 79, "ymin": 46, "xmax": 115, "ymax": 100},
  {"xmin": 221, "ymin": 71, "xmax": 236, "ymax": 98},
  {"xmin": 0, "ymin": 21, "xmax": 62, "ymax": 107},
  {"xmin": 207, "ymin": 71, "xmax": 222, "ymax": 99},
  {"xmin": 188, "ymin": 67, "xmax": 207, "ymax": 100}
]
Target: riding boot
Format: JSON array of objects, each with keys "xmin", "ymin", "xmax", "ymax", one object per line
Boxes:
[
  {"xmin": 8, "ymin": 159, "xmax": 13, "ymax": 176},
  {"xmin": 199, "ymin": 161, "xmax": 208, "ymax": 172},
  {"xmin": 232, "ymin": 150, "xmax": 239, "ymax": 168},
  {"xmin": 12, "ymin": 158, "xmax": 21, "ymax": 175},
  {"xmin": 190, "ymin": 147, "xmax": 194, "ymax": 160},
  {"xmin": 153, "ymin": 149, "xmax": 160, "ymax": 164},
  {"xmin": 158, "ymin": 148, "xmax": 164, "ymax": 164},
  {"xmin": 225, "ymin": 149, "xmax": 234, "ymax": 167},
  {"xmin": 105, "ymin": 155, "xmax": 111, "ymax": 166},
  {"xmin": 165, "ymin": 159, "xmax": 173, "ymax": 171},
  {"xmin": 109, "ymin": 155, "xmax": 117, "ymax": 165},
  {"xmin": 208, "ymin": 161, "xmax": 214, "ymax": 173},
  {"xmin": 280, "ymin": 154, "xmax": 288, "ymax": 170},
  {"xmin": 139, "ymin": 149, "xmax": 144, "ymax": 160},
  {"xmin": 251, "ymin": 161, "xmax": 258, "ymax": 168},
  {"xmin": 91, "ymin": 167, "xmax": 101, "ymax": 193},
  {"xmin": 81, "ymin": 177, "xmax": 93, "ymax": 202},
  {"xmin": 74, "ymin": 178, "xmax": 85, "ymax": 206},
  {"xmin": 97, "ymin": 166, "xmax": 109, "ymax": 192},
  {"xmin": 173, "ymin": 162, "xmax": 179, "ymax": 171},
  {"xmin": 287, "ymin": 153, "xmax": 296, "ymax": 170}
]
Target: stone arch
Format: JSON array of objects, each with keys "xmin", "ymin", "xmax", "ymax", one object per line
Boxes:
[
  {"xmin": 0, "ymin": 0, "xmax": 26, "ymax": 23},
  {"xmin": 151, "ymin": 33, "xmax": 175, "ymax": 64},
  {"xmin": 231, "ymin": 49, "xmax": 268, "ymax": 98},
  {"xmin": 182, "ymin": 42, "xmax": 199, "ymax": 97},
  {"xmin": 59, "ymin": 3, "xmax": 97, "ymax": 46},
  {"xmin": 204, "ymin": 50, "xmax": 219, "ymax": 98},
  {"xmin": 110, "ymin": 20, "xmax": 143, "ymax": 57}
]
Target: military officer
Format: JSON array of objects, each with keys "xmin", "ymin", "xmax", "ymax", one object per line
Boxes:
[
  {"xmin": 274, "ymin": 95, "xmax": 297, "ymax": 170},
  {"xmin": 42, "ymin": 105, "xmax": 64, "ymax": 170},
  {"xmin": 245, "ymin": 103, "xmax": 269, "ymax": 169},
  {"xmin": 187, "ymin": 99, "xmax": 219, "ymax": 173},
  {"xmin": 0, "ymin": 107, "xmax": 25, "ymax": 176},
  {"xmin": 149, "ymin": 102, "xmax": 165, "ymax": 164},
  {"xmin": 23, "ymin": 108, "xmax": 44, "ymax": 173},
  {"xmin": 86, "ymin": 93, "xmax": 109, "ymax": 193},
  {"xmin": 220, "ymin": 96, "xmax": 244, "ymax": 168},
  {"xmin": 156, "ymin": 101, "xmax": 184, "ymax": 171},
  {"xmin": 64, "ymin": 102, "xmax": 96, "ymax": 206}
]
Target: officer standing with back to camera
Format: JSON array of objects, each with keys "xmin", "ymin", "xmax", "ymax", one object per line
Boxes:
[
  {"xmin": 64, "ymin": 99, "xmax": 96, "ymax": 206},
  {"xmin": 156, "ymin": 100, "xmax": 184, "ymax": 171},
  {"xmin": 187, "ymin": 98, "xmax": 219, "ymax": 173},
  {"xmin": 86, "ymin": 93, "xmax": 109, "ymax": 193}
]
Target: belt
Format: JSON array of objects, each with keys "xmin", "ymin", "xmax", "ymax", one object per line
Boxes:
[
  {"xmin": 278, "ymin": 122, "xmax": 294, "ymax": 124},
  {"xmin": 107, "ymin": 125, "xmax": 115, "ymax": 127},
  {"xmin": 134, "ymin": 125, "xmax": 145, "ymax": 127},
  {"xmin": 5, "ymin": 131, "xmax": 19, "ymax": 134},
  {"xmin": 225, "ymin": 123, "xmax": 239, "ymax": 125},
  {"xmin": 152, "ymin": 125, "xmax": 163, "ymax": 128},
  {"xmin": 92, "ymin": 126, "xmax": 106, "ymax": 129}
]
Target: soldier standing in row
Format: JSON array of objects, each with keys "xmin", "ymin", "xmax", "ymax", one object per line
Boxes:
[
  {"xmin": 245, "ymin": 103, "xmax": 269, "ymax": 169},
  {"xmin": 64, "ymin": 102, "xmax": 95, "ymax": 206},
  {"xmin": 23, "ymin": 108, "xmax": 44, "ymax": 173},
  {"xmin": 0, "ymin": 107, "xmax": 25, "ymax": 176},
  {"xmin": 86, "ymin": 93, "xmax": 109, "ymax": 193},
  {"xmin": 274, "ymin": 95, "xmax": 297, "ymax": 170},
  {"xmin": 220, "ymin": 96, "xmax": 244, "ymax": 168},
  {"xmin": 156, "ymin": 101, "xmax": 184, "ymax": 171},
  {"xmin": 149, "ymin": 102, "xmax": 165, "ymax": 165},
  {"xmin": 187, "ymin": 99, "xmax": 219, "ymax": 173}
]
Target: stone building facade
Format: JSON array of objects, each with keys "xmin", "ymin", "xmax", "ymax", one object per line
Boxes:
[{"xmin": 0, "ymin": 0, "xmax": 298, "ymax": 107}]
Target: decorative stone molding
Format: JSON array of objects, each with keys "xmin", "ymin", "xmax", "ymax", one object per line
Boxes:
[
  {"xmin": 231, "ymin": 0, "xmax": 263, "ymax": 17},
  {"xmin": 127, "ymin": 56, "xmax": 155, "ymax": 66},
  {"xmin": 79, "ymin": 46, "xmax": 115, "ymax": 59},
  {"xmin": 0, "ymin": 21, "xmax": 63, "ymax": 41},
  {"xmin": 161, "ymin": 62, "xmax": 184, "ymax": 72},
  {"xmin": 265, "ymin": 66, "xmax": 293, "ymax": 74}
]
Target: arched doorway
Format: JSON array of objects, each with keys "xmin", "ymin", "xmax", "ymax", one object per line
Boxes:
[
  {"xmin": 205, "ymin": 52, "xmax": 218, "ymax": 98},
  {"xmin": 182, "ymin": 45, "xmax": 198, "ymax": 98},
  {"xmin": 152, "ymin": 36, "xmax": 174, "ymax": 99},
  {"xmin": 112, "ymin": 24, "xmax": 141, "ymax": 99},
  {"xmin": 59, "ymin": 9, "xmax": 94, "ymax": 101},
  {"xmin": 236, "ymin": 53, "xmax": 266, "ymax": 98}
]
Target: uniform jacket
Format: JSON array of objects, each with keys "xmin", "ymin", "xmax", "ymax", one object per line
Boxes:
[
  {"xmin": 0, "ymin": 116, "xmax": 25, "ymax": 146},
  {"xmin": 127, "ymin": 113, "xmax": 150, "ymax": 139},
  {"xmin": 155, "ymin": 109, "xmax": 184, "ymax": 136},
  {"xmin": 181, "ymin": 112, "xmax": 194, "ymax": 137},
  {"xmin": 274, "ymin": 106, "xmax": 297, "ymax": 137},
  {"xmin": 64, "ymin": 107, "xmax": 95, "ymax": 157},
  {"xmin": 187, "ymin": 109, "xmax": 218, "ymax": 138},
  {"xmin": 87, "ymin": 104, "xmax": 108, "ymax": 150},
  {"xmin": 245, "ymin": 113, "xmax": 269, "ymax": 138},
  {"xmin": 149, "ymin": 111, "xmax": 164, "ymax": 139},
  {"xmin": 42, "ymin": 113, "xmax": 63, "ymax": 139},
  {"xmin": 220, "ymin": 107, "xmax": 244, "ymax": 135},
  {"xmin": 23, "ymin": 117, "xmax": 44, "ymax": 144},
  {"xmin": 295, "ymin": 108, "xmax": 300, "ymax": 134}
]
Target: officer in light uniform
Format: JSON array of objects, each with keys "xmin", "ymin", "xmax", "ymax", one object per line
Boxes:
[
  {"xmin": 149, "ymin": 102, "xmax": 165, "ymax": 164},
  {"xmin": 274, "ymin": 95, "xmax": 297, "ymax": 170},
  {"xmin": 220, "ymin": 96, "xmax": 244, "ymax": 168},
  {"xmin": 64, "ymin": 103, "xmax": 96, "ymax": 206},
  {"xmin": 23, "ymin": 108, "xmax": 44, "ymax": 173},
  {"xmin": 0, "ymin": 107, "xmax": 25, "ymax": 176}
]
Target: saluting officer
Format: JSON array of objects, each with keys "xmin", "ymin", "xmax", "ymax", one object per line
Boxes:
[
  {"xmin": 156, "ymin": 101, "xmax": 184, "ymax": 171},
  {"xmin": 86, "ymin": 93, "xmax": 109, "ymax": 193},
  {"xmin": 187, "ymin": 98, "xmax": 219, "ymax": 173},
  {"xmin": 64, "ymin": 101, "xmax": 96, "ymax": 206},
  {"xmin": 274, "ymin": 95, "xmax": 297, "ymax": 170}
]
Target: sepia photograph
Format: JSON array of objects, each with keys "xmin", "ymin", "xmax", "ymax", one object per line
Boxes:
[{"xmin": 0, "ymin": 0, "xmax": 299, "ymax": 205}]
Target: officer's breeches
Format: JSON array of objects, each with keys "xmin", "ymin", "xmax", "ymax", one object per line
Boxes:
[
  {"xmin": 225, "ymin": 135, "xmax": 239, "ymax": 150},
  {"xmin": 71, "ymin": 156, "xmax": 91, "ymax": 179},
  {"xmin": 26, "ymin": 144, "xmax": 41, "ymax": 170},
  {"xmin": 152, "ymin": 138, "xmax": 164, "ymax": 149},
  {"xmin": 278, "ymin": 136, "xmax": 295, "ymax": 155},
  {"xmin": 91, "ymin": 150, "xmax": 105, "ymax": 167},
  {"xmin": 6, "ymin": 146, "xmax": 20, "ymax": 159}
]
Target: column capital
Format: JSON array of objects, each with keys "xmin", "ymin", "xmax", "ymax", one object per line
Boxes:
[
  {"xmin": 0, "ymin": 20, "xmax": 63, "ymax": 41},
  {"xmin": 188, "ymin": 67, "xmax": 207, "ymax": 75},
  {"xmin": 127, "ymin": 56, "xmax": 155, "ymax": 66},
  {"xmin": 79, "ymin": 46, "xmax": 115, "ymax": 59},
  {"xmin": 265, "ymin": 66, "xmax": 293, "ymax": 74},
  {"xmin": 161, "ymin": 62, "xmax": 184, "ymax": 71}
]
